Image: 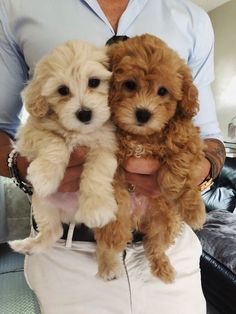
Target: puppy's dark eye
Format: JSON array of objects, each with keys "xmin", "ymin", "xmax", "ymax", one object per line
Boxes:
[
  {"xmin": 123, "ymin": 80, "xmax": 137, "ymax": 91},
  {"xmin": 58, "ymin": 85, "xmax": 70, "ymax": 96},
  {"xmin": 157, "ymin": 87, "xmax": 168, "ymax": 96},
  {"xmin": 88, "ymin": 78, "xmax": 100, "ymax": 88}
]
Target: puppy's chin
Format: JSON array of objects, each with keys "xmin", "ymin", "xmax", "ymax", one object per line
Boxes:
[
  {"xmin": 76, "ymin": 124, "xmax": 103, "ymax": 135},
  {"xmin": 117, "ymin": 121, "xmax": 163, "ymax": 136},
  {"xmin": 60, "ymin": 123, "xmax": 99, "ymax": 134},
  {"xmin": 60, "ymin": 117, "xmax": 109, "ymax": 135}
]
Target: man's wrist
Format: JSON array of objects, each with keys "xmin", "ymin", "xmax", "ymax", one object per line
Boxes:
[
  {"xmin": 199, "ymin": 175, "xmax": 214, "ymax": 192},
  {"xmin": 203, "ymin": 138, "xmax": 226, "ymax": 179},
  {"xmin": 199, "ymin": 138, "xmax": 226, "ymax": 192},
  {"xmin": 0, "ymin": 131, "xmax": 15, "ymax": 177},
  {"xmin": 7, "ymin": 149, "xmax": 33, "ymax": 195}
]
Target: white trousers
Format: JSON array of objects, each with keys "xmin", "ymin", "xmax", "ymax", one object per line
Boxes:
[{"xmin": 24, "ymin": 223, "xmax": 206, "ymax": 314}]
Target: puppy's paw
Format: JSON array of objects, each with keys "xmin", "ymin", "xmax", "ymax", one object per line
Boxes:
[
  {"xmin": 183, "ymin": 208, "xmax": 206, "ymax": 230},
  {"xmin": 30, "ymin": 179, "xmax": 57, "ymax": 198},
  {"xmin": 150, "ymin": 257, "xmax": 176, "ymax": 284},
  {"xmin": 74, "ymin": 206, "xmax": 117, "ymax": 228},
  {"xmin": 9, "ymin": 238, "xmax": 46, "ymax": 255},
  {"xmin": 27, "ymin": 161, "xmax": 64, "ymax": 197},
  {"xmin": 8, "ymin": 226, "xmax": 63, "ymax": 254},
  {"xmin": 185, "ymin": 215, "xmax": 205, "ymax": 230},
  {"xmin": 98, "ymin": 261, "xmax": 124, "ymax": 281},
  {"xmin": 75, "ymin": 196, "xmax": 118, "ymax": 228},
  {"xmin": 181, "ymin": 196, "xmax": 206, "ymax": 230}
]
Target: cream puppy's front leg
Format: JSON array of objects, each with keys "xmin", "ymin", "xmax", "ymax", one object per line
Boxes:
[
  {"xmin": 75, "ymin": 148, "xmax": 118, "ymax": 228},
  {"xmin": 27, "ymin": 143, "xmax": 71, "ymax": 198}
]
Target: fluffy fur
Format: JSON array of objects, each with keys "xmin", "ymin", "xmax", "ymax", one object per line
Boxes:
[
  {"xmin": 95, "ymin": 34, "xmax": 206, "ymax": 283},
  {"xmin": 9, "ymin": 40, "xmax": 118, "ymax": 254}
]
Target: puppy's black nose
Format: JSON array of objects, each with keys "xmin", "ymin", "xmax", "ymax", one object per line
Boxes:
[
  {"xmin": 75, "ymin": 109, "xmax": 92, "ymax": 123},
  {"xmin": 135, "ymin": 108, "xmax": 151, "ymax": 124}
]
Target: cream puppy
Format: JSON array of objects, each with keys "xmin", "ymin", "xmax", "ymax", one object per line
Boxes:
[{"xmin": 9, "ymin": 40, "xmax": 117, "ymax": 254}]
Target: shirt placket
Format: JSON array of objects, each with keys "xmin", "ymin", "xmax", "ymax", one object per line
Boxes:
[{"xmin": 81, "ymin": 0, "xmax": 149, "ymax": 36}]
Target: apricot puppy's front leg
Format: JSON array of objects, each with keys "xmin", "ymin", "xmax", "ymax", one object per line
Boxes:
[
  {"xmin": 96, "ymin": 245, "xmax": 124, "ymax": 281},
  {"xmin": 95, "ymin": 181, "xmax": 132, "ymax": 280},
  {"xmin": 179, "ymin": 187, "xmax": 206, "ymax": 229},
  {"xmin": 95, "ymin": 218, "xmax": 132, "ymax": 280},
  {"xmin": 142, "ymin": 197, "xmax": 181, "ymax": 283},
  {"xmin": 75, "ymin": 148, "xmax": 118, "ymax": 228}
]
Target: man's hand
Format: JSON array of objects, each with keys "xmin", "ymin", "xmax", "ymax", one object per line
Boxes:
[
  {"xmin": 57, "ymin": 147, "xmax": 88, "ymax": 192},
  {"xmin": 17, "ymin": 147, "xmax": 211, "ymax": 196},
  {"xmin": 16, "ymin": 147, "xmax": 88, "ymax": 193},
  {"xmin": 124, "ymin": 157, "xmax": 161, "ymax": 198},
  {"xmin": 124, "ymin": 156, "xmax": 211, "ymax": 198},
  {"xmin": 195, "ymin": 157, "xmax": 211, "ymax": 185}
]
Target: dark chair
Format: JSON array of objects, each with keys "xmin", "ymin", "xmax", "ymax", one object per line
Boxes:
[{"xmin": 198, "ymin": 156, "xmax": 236, "ymax": 314}]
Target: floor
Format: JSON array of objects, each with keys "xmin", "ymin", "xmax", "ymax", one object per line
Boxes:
[{"xmin": 0, "ymin": 243, "xmax": 40, "ymax": 314}]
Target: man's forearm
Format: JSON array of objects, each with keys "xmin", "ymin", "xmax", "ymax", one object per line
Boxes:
[
  {"xmin": 0, "ymin": 131, "xmax": 13, "ymax": 177},
  {"xmin": 0, "ymin": 130, "xmax": 29, "ymax": 180},
  {"xmin": 203, "ymin": 138, "xmax": 226, "ymax": 179}
]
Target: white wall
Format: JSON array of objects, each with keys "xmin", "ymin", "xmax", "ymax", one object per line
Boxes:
[{"xmin": 209, "ymin": 0, "xmax": 236, "ymax": 142}]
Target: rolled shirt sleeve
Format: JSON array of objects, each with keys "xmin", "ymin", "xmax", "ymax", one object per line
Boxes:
[
  {"xmin": 189, "ymin": 10, "xmax": 222, "ymax": 140},
  {"xmin": 0, "ymin": 6, "xmax": 28, "ymax": 138}
]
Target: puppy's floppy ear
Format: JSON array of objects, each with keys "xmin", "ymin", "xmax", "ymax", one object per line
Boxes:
[
  {"xmin": 107, "ymin": 42, "xmax": 125, "ymax": 71},
  {"xmin": 177, "ymin": 64, "xmax": 199, "ymax": 120},
  {"xmin": 22, "ymin": 77, "xmax": 49, "ymax": 118}
]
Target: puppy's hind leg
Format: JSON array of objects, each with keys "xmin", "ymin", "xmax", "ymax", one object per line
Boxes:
[
  {"xmin": 9, "ymin": 195, "xmax": 63, "ymax": 255},
  {"xmin": 95, "ymin": 246, "xmax": 124, "ymax": 281},
  {"xmin": 95, "ymin": 180, "xmax": 132, "ymax": 280},
  {"xmin": 95, "ymin": 218, "xmax": 131, "ymax": 280},
  {"xmin": 179, "ymin": 187, "xmax": 206, "ymax": 230},
  {"xmin": 142, "ymin": 197, "xmax": 181, "ymax": 283}
]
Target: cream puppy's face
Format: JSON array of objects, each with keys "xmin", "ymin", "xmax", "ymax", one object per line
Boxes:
[{"xmin": 23, "ymin": 41, "xmax": 111, "ymax": 134}]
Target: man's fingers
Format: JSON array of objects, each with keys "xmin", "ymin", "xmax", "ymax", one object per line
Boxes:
[
  {"xmin": 58, "ymin": 166, "xmax": 83, "ymax": 192},
  {"xmin": 195, "ymin": 157, "xmax": 211, "ymax": 185},
  {"xmin": 125, "ymin": 171, "xmax": 160, "ymax": 198},
  {"xmin": 61, "ymin": 166, "xmax": 82, "ymax": 184},
  {"xmin": 58, "ymin": 147, "xmax": 88, "ymax": 192},
  {"xmin": 58, "ymin": 180, "xmax": 80, "ymax": 193},
  {"xmin": 124, "ymin": 157, "xmax": 160, "ymax": 174},
  {"xmin": 68, "ymin": 147, "xmax": 89, "ymax": 167}
]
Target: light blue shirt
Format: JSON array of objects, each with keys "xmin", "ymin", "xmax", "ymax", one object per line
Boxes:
[{"xmin": 0, "ymin": 0, "xmax": 221, "ymax": 139}]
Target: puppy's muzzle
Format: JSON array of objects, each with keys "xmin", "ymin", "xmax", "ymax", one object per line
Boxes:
[
  {"xmin": 135, "ymin": 108, "xmax": 151, "ymax": 125},
  {"xmin": 75, "ymin": 109, "xmax": 92, "ymax": 124}
]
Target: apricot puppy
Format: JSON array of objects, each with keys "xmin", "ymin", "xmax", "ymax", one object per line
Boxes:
[{"xmin": 95, "ymin": 34, "xmax": 206, "ymax": 283}]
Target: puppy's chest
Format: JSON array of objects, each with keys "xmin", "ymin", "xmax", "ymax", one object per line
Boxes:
[
  {"xmin": 64, "ymin": 127, "xmax": 113, "ymax": 150},
  {"xmin": 117, "ymin": 133, "xmax": 166, "ymax": 162},
  {"xmin": 65, "ymin": 133, "xmax": 98, "ymax": 148}
]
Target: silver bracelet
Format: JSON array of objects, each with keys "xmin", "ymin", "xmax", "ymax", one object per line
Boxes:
[{"xmin": 7, "ymin": 148, "xmax": 33, "ymax": 195}]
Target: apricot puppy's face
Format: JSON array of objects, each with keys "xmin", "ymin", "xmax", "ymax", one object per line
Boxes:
[{"xmin": 109, "ymin": 35, "xmax": 198, "ymax": 136}]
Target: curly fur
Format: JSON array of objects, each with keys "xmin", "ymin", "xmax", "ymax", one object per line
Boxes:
[
  {"xmin": 95, "ymin": 34, "xmax": 206, "ymax": 283},
  {"xmin": 9, "ymin": 40, "xmax": 118, "ymax": 255}
]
